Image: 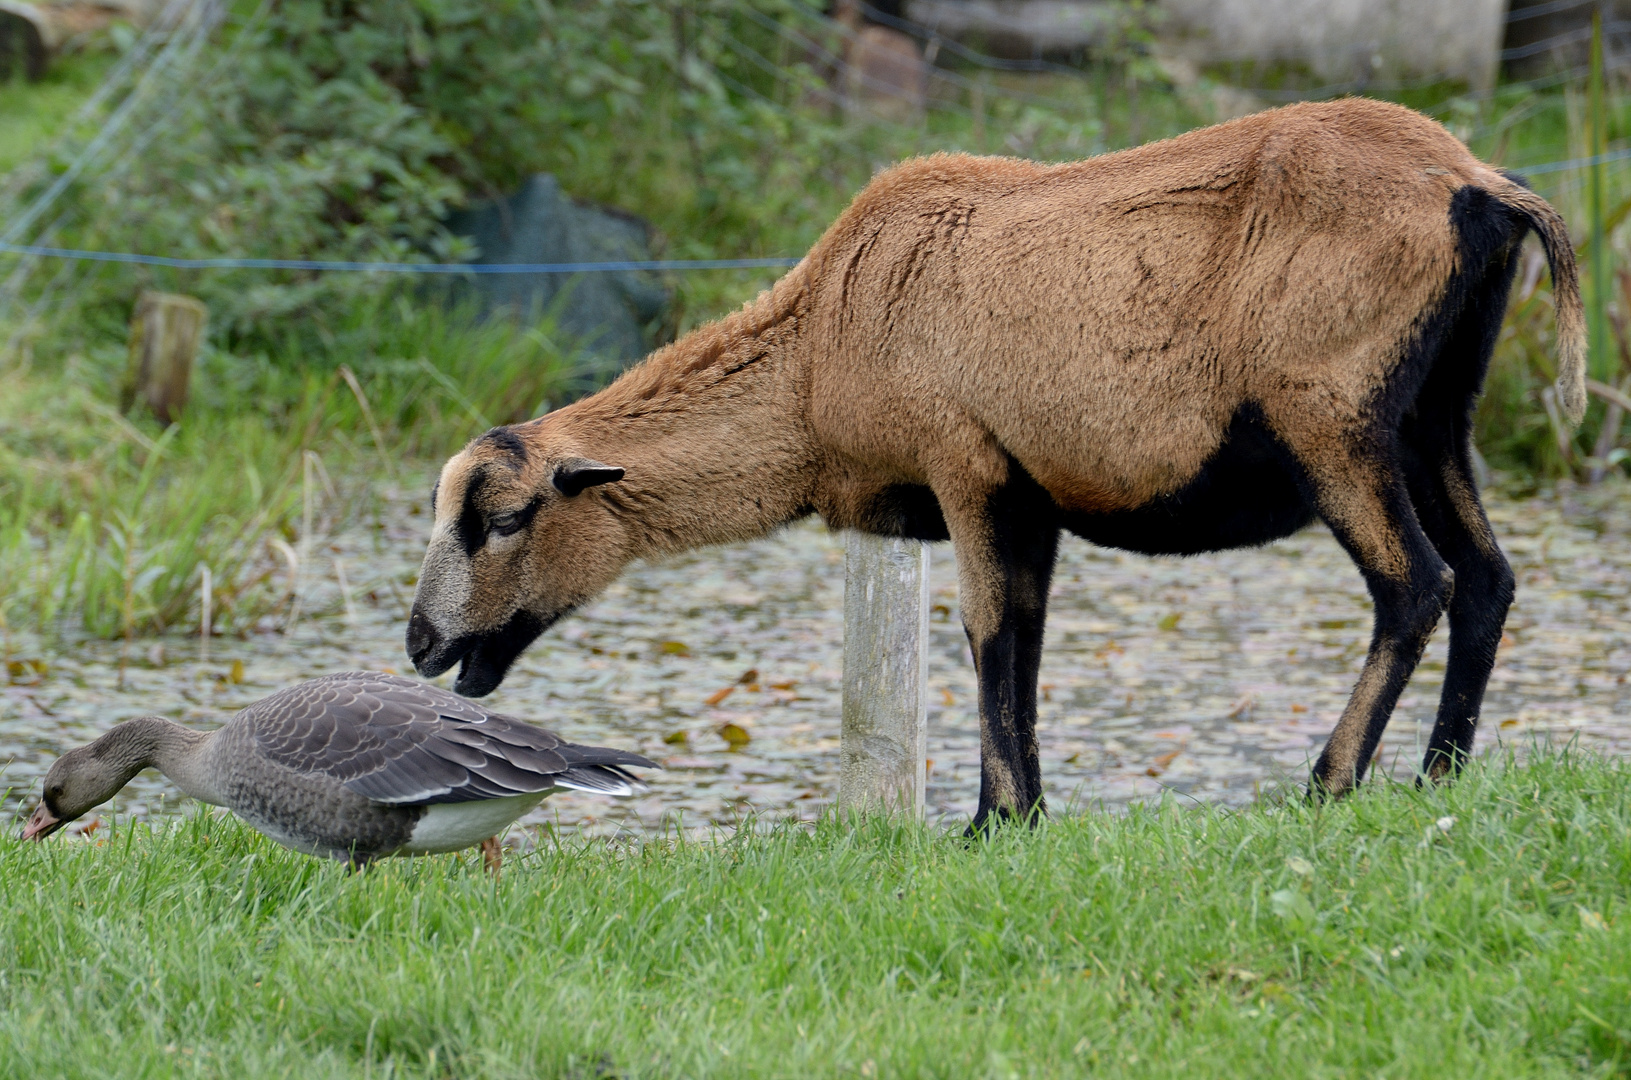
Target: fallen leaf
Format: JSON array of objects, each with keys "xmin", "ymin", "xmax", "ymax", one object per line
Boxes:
[
  {"xmin": 1149, "ymin": 748, "xmax": 1181, "ymax": 774},
  {"xmin": 6, "ymin": 658, "xmax": 46, "ymax": 683},
  {"xmin": 1285, "ymin": 855, "xmax": 1313, "ymax": 876},
  {"xmin": 228, "ymin": 659, "xmax": 244, "ymax": 684},
  {"xmin": 1041, "ymin": 683, "xmax": 1055, "ymax": 702},
  {"xmin": 941, "ymin": 688, "xmax": 955, "ymax": 706},
  {"xmin": 659, "ymin": 641, "xmax": 691, "ymax": 657},
  {"xmin": 769, "ymin": 680, "xmax": 797, "ymax": 691},
  {"xmin": 1290, "ymin": 702, "xmax": 1308, "ymax": 714},
  {"xmin": 931, "ymin": 603, "xmax": 951, "ymax": 620},
  {"xmin": 1226, "ymin": 694, "xmax": 1254, "ymax": 719},
  {"xmin": 704, "ymin": 686, "xmax": 735, "ymax": 707},
  {"xmin": 1157, "ymin": 612, "xmax": 1183, "ymax": 631},
  {"xmin": 737, "ymin": 669, "xmax": 759, "ymax": 685},
  {"xmin": 718, "ymin": 723, "xmax": 751, "ymax": 749},
  {"xmin": 662, "ymin": 730, "xmax": 689, "ymax": 745},
  {"xmin": 1499, "ymin": 719, "xmax": 1520, "ymax": 730}
]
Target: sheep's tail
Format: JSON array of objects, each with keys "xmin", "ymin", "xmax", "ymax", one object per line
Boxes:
[{"xmin": 1493, "ymin": 178, "xmax": 1588, "ymax": 426}]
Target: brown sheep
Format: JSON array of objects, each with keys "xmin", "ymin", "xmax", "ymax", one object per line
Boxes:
[{"xmin": 407, "ymin": 97, "xmax": 1585, "ymax": 829}]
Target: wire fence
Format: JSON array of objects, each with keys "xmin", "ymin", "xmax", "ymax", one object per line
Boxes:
[{"xmin": 4, "ymin": 0, "xmax": 1631, "ymax": 290}]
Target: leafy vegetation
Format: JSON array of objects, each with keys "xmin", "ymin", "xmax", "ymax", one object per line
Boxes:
[
  {"xmin": 2, "ymin": 752, "xmax": 1628, "ymax": 1077},
  {"xmin": 0, "ymin": 298, "xmax": 588, "ymax": 639},
  {"xmin": 4, "ymin": 4, "xmax": 1631, "ymax": 640}
]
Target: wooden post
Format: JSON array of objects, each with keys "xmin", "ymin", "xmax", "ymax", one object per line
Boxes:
[
  {"xmin": 0, "ymin": 2, "xmax": 50, "ymax": 82},
  {"xmin": 840, "ymin": 532, "xmax": 929, "ymax": 818},
  {"xmin": 122, "ymin": 291, "xmax": 207, "ymax": 424}
]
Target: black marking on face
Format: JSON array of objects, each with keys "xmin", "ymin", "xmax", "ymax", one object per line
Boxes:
[
  {"xmin": 489, "ymin": 496, "xmax": 543, "ymax": 539},
  {"xmin": 453, "ymin": 608, "xmax": 554, "ymax": 697},
  {"xmin": 456, "ymin": 470, "xmax": 488, "ymax": 558},
  {"xmin": 481, "ymin": 426, "xmax": 528, "ymax": 464}
]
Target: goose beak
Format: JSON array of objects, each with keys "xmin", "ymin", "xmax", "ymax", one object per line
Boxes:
[{"xmin": 21, "ymin": 804, "xmax": 63, "ymax": 841}]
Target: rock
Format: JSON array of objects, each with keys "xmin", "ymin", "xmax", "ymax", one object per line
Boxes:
[
  {"xmin": 844, "ymin": 25, "xmax": 928, "ymax": 120},
  {"xmin": 442, "ymin": 174, "xmax": 671, "ymax": 387},
  {"xmin": 1159, "ymin": 0, "xmax": 1506, "ymax": 92},
  {"xmin": 904, "ymin": 1, "xmax": 1115, "ymax": 58},
  {"xmin": 903, "ymin": 0, "xmax": 1505, "ymax": 92},
  {"xmin": 831, "ymin": 2, "xmax": 928, "ymax": 121}
]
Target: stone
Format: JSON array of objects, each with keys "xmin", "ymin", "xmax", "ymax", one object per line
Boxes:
[
  {"xmin": 442, "ymin": 174, "xmax": 670, "ymax": 386},
  {"xmin": 844, "ymin": 25, "xmax": 928, "ymax": 120}
]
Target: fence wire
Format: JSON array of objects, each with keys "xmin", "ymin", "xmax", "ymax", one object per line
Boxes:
[{"xmin": 3, "ymin": 1, "xmax": 1630, "ymax": 289}]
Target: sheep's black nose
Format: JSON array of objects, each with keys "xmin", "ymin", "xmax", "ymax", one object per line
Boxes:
[{"xmin": 405, "ymin": 610, "xmax": 441, "ymax": 666}]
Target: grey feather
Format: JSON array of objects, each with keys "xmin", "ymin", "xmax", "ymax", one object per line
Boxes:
[{"xmin": 246, "ymin": 672, "xmax": 656, "ymax": 807}]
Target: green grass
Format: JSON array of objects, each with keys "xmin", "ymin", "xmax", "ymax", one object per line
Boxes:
[
  {"xmin": 0, "ymin": 52, "xmax": 114, "ymax": 175},
  {"xmin": 0, "ymin": 296, "xmax": 590, "ymax": 640},
  {"xmin": 2, "ymin": 752, "xmax": 1628, "ymax": 1078}
]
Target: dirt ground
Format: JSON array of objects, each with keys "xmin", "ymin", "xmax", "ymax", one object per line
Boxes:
[{"xmin": 5, "ymin": 479, "xmax": 1629, "ymax": 839}]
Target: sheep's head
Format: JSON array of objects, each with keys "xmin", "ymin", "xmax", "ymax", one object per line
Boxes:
[{"xmin": 407, "ymin": 425, "xmax": 626, "ymax": 697}]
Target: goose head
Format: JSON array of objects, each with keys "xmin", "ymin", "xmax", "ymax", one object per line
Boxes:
[{"xmin": 22, "ymin": 718, "xmax": 165, "ymax": 840}]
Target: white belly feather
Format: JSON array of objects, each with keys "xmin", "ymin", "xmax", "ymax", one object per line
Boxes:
[{"xmin": 399, "ymin": 791, "xmax": 552, "ymax": 855}]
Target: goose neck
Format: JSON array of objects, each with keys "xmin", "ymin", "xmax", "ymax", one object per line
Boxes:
[{"xmin": 122, "ymin": 717, "xmax": 224, "ymax": 806}]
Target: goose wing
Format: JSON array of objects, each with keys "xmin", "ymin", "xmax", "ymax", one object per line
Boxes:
[{"xmin": 245, "ymin": 671, "xmax": 656, "ymax": 806}]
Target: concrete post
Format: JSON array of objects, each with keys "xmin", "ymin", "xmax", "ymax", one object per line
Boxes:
[{"xmin": 840, "ymin": 531, "xmax": 929, "ymax": 818}]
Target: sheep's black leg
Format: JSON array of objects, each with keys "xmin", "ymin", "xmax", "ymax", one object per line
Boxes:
[
  {"xmin": 1400, "ymin": 211, "xmax": 1522, "ymax": 782},
  {"xmin": 1300, "ymin": 450, "xmax": 1454, "ymax": 797},
  {"xmin": 938, "ymin": 469, "xmax": 1060, "ymax": 830},
  {"xmin": 1402, "ymin": 438, "xmax": 1513, "ymax": 781}
]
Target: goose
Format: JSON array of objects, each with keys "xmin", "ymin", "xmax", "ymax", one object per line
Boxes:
[{"xmin": 20, "ymin": 671, "xmax": 656, "ymax": 869}]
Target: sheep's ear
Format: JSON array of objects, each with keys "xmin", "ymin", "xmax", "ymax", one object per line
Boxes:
[{"xmin": 552, "ymin": 458, "xmax": 625, "ymax": 496}]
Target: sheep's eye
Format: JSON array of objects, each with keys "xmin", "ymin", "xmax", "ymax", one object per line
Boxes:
[{"xmin": 489, "ymin": 511, "xmax": 523, "ymax": 537}]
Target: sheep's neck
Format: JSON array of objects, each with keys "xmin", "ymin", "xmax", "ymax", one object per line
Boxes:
[{"xmin": 567, "ymin": 279, "xmax": 817, "ymax": 559}]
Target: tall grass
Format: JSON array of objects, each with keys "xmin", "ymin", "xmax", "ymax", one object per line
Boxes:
[
  {"xmin": 1, "ymin": 752, "xmax": 1627, "ymax": 1077},
  {"xmin": 0, "ymin": 51, "xmax": 114, "ymax": 175},
  {"xmin": 0, "ymin": 296, "xmax": 591, "ymax": 640}
]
